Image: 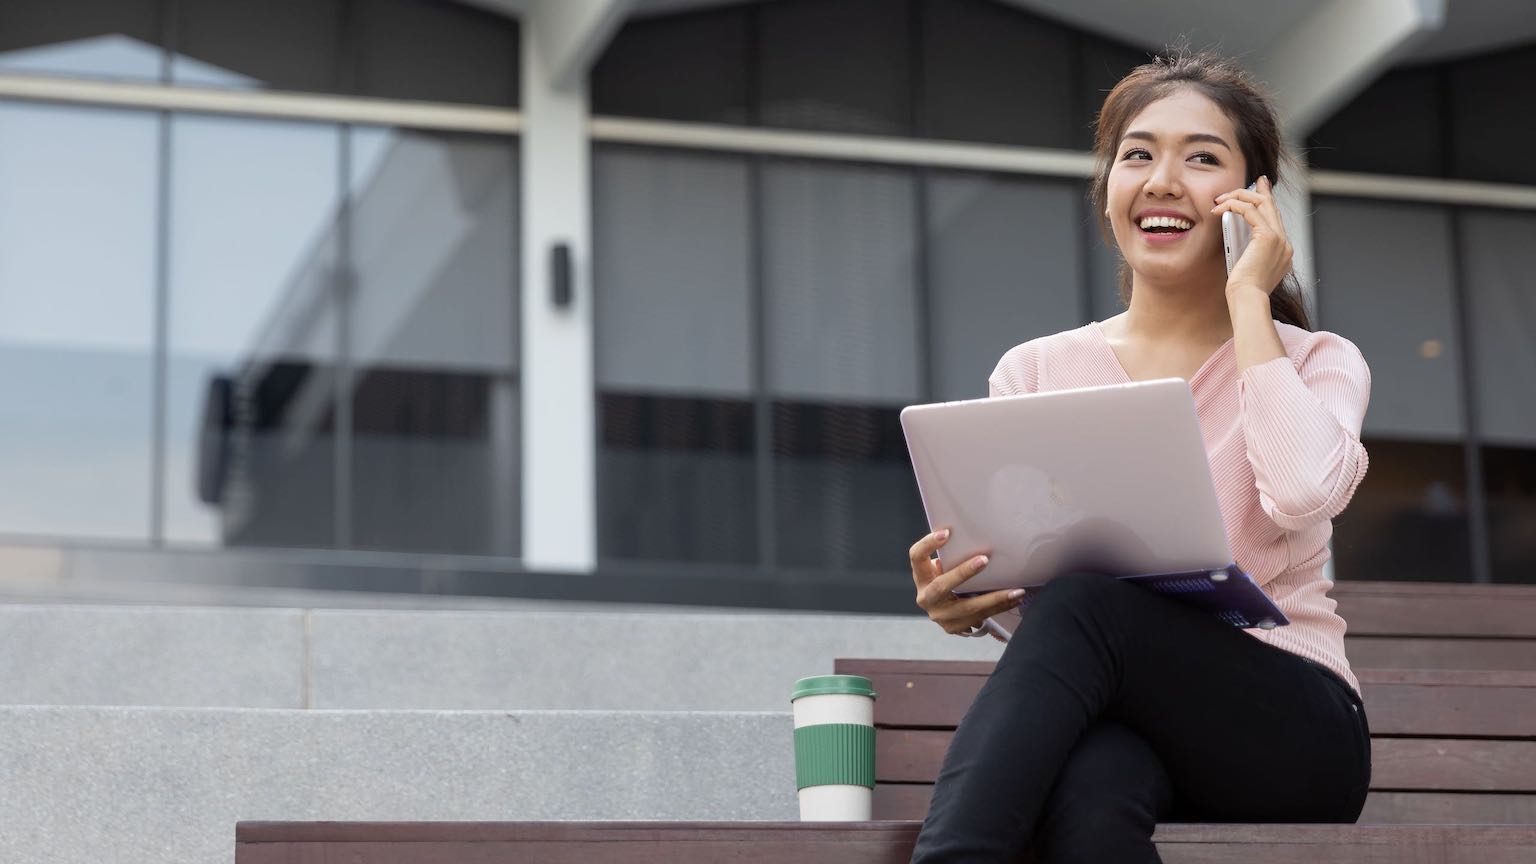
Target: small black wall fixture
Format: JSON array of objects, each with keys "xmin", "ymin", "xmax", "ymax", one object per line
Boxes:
[{"xmin": 550, "ymin": 241, "xmax": 573, "ymax": 309}]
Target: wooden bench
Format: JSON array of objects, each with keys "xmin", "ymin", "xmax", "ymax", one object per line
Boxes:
[
  {"xmin": 836, "ymin": 580, "xmax": 1536, "ymax": 826},
  {"xmin": 837, "ymin": 660, "xmax": 1536, "ymax": 824},
  {"xmin": 236, "ymin": 820, "xmax": 1536, "ymax": 862},
  {"xmin": 236, "ymin": 581, "xmax": 1536, "ymax": 862}
]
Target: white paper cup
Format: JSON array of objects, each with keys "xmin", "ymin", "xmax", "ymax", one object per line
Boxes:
[{"xmin": 791, "ymin": 675, "xmax": 877, "ymax": 821}]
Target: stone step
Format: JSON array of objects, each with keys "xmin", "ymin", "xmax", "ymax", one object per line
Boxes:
[
  {"xmin": 0, "ymin": 705, "xmax": 797, "ymax": 864},
  {"xmin": 0, "ymin": 603, "xmax": 1001, "ymax": 710}
]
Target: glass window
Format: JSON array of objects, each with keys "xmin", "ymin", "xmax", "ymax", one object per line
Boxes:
[
  {"xmin": 593, "ymin": 147, "xmax": 756, "ymax": 565},
  {"xmin": 346, "ymin": 128, "xmax": 519, "ymax": 556},
  {"xmin": 1460, "ymin": 207, "xmax": 1536, "ymax": 584},
  {"xmin": 593, "ymin": 8, "xmax": 750, "ymax": 123},
  {"xmin": 1306, "ymin": 67, "xmax": 1444, "ymax": 177},
  {"xmin": 761, "ymin": 160, "xmax": 924, "ymax": 569},
  {"xmin": 1313, "ymin": 198, "xmax": 1464, "ymax": 440},
  {"xmin": 354, "ymin": 0, "xmax": 520, "ymax": 107},
  {"xmin": 772, "ymin": 400, "xmax": 924, "ymax": 572},
  {"xmin": 761, "ymin": 161, "xmax": 921, "ymax": 403},
  {"xmin": 758, "ymin": 0, "xmax": 913, "ymax": 136},
  {"xmin": 600, "ymin": 394, "xmax": 757, "ymax": 565},
  {"xmin": 0, "ymin": 102, "xmax": 157, "ymax": 540},
  {"xmin": 925, "ymin": 172, "xmax": 1086, "ymax": 400},
  {"xmin": 173, "ymin": 0, "xmax": 341, "ymax": 92},
  {"xmin": 594, "ymin": 148, "xmax": 754, "ymax": 396},
  {"xmin": 919, "ymin": 0, "xmax": 1075, "ymax": 147},
  {"xmin": 1484, "ymin": 445, "xmax": 1536, "ymax": 584},
  {"xmin": 167, "ymin": 115, "xmax": 342, "ymax": 549},
  {"xmin": 1332, "ymin": 440, "xmax": 1471, "ymax": 582},
  {"xmin": 1460, "ymin": 209, "xmax": 1536, "ymax": 446},
  {"xmin": 1450, "ymin": 43, "xmax": 1536, "ymax": 186},
  {"xmin": 0, "ymin": 0, "xmax": 163, "ymax": 82}
]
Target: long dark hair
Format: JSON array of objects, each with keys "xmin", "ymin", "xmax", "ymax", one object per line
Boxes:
[{"xmin": 1089, "ymin": 50, "xmax": 1312, "ymax": 331}]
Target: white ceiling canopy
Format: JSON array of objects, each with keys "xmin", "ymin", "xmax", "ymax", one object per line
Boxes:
[{"xmin": 620, "ymin": 0, "xmax": 1535, "ymax": 65}]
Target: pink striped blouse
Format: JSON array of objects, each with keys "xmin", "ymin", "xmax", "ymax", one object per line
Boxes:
[{"xmin": 989, "ymin": 320, "xmax": 1371, "ymax": 693}]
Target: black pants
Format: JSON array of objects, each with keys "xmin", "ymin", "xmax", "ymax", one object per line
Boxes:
[{"xmin": 909, "ymin": 571, "xmax": 1371, "ymax": 864}]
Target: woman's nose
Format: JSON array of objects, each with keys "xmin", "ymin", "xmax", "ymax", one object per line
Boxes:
[{"xmin": 1144, "ymin": 162, "xmax": 1182, "ymax": 198}]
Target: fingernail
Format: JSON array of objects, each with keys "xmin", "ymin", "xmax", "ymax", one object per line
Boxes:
[
  {"xmin": 973, "ymin": 555, "xmax": 988, "ymax": 569},
  {"xmin": 1007, "ymin": 589, "xmax": 1026, "ymax": 600},
  {"xmin": 936, "ymin": 529, "xmax": 949, "ymax": 541}
]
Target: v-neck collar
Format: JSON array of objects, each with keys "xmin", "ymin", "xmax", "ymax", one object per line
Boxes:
[{"xmin": 1089, "ymin": 320, "xmax": 1235, "ymax": 391}]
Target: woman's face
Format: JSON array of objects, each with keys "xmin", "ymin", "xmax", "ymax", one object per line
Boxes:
[{"xmin": 1105, "ymin": 87, "xmax": 1248, "ymax": 288}]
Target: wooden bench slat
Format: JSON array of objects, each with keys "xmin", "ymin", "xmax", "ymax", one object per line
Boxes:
[
  {"xmin": 1374, "ymin": 739, "xmax": 1536, "ymax": 792},
  {"xmin": 1361, "ymin": 791, "xmax": 1536, "ymax": 823},
  {"xmin": 1329, "ymin": 581, "xmax": 1536, "ymax": 638},
  {"xmin": 834, "ymin": 659, "xmax": 994, "ymax": 677},
  {"xmin": 877, "ymin": 785, "xmax": 1536, "ymax": 824},
  {"xmin": 846, "ymin": 665, "xmax": 1536, "ymax": 738},
  {"xmin": 876, "ymin": 731, "xmax": 1536, "ymax": 793},
  {"xmin": 235, "ymin": 821, "xmax": 1536, "ymax": 864},
  {"xmin": 1346, "ymin": 638, "xmax": 1536, "ymax": 671}
]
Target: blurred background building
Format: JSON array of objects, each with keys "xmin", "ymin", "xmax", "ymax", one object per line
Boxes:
[{"xmin": 0, "ymin": 0, "xmax": 1532, "ymax": 613}]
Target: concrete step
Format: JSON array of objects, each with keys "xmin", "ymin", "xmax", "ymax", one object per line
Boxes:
[
  {"xmin": 0, "ymin": 705, "xmax": 797, "ymax": 864},
  {"xmin": 0, "ymin": 603, "xmax": 1002, "ymax": 710}
]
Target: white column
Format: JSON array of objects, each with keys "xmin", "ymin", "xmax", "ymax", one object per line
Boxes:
[{"xmin": 518, "ymin": 0, "xmax": 635, "ymax": 572}]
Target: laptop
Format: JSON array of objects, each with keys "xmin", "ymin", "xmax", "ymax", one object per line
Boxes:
[{"xmin": 899, "ymin": 378, "xmax": 1288, "ymax": 630}]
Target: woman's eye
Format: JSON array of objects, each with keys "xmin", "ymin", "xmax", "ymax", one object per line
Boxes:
[
  {"xmin": 1121, "ymin": 148, "xmax": 1151, "ymax": 161},
  {"xmin": 1191, "ymin": 152, "xmax": 1220, "ymax": 165}
]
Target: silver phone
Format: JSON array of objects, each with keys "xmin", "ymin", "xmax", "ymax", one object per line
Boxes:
[{"xmin": 1221, "ymin": 182, "xmax": 1256, "ymax": 275}]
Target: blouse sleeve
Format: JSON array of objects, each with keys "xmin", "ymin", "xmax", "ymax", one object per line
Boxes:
[
  {"xmin": 989, "ymin": 340, "xmax": 1040, "ymax": 397},
  {"xmin": 1238, "ymin": 332, "xmax": 1372, "ymax": 531}
]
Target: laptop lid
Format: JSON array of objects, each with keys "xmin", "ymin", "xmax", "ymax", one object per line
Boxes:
[{"xmin": 900, "ymin": 378, "xmax": 1234, "ymax": 594}]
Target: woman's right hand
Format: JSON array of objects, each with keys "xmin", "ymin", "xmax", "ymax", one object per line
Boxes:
[{"xmin": 909, "ymin": 528, "xmax": 1027, "ymax": 641}]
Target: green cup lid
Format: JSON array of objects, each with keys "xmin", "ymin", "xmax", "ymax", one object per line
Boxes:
[{"xmin": 791, "ymin": 674, "xmax": 877, "ymax": 702}]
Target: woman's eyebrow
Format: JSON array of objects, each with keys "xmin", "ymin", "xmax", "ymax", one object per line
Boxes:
[{"xmin": 1121, "ymin": 130, "xmax": 1233, "ymax": 150}]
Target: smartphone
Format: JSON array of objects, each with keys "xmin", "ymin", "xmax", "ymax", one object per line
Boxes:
[{"xmin": 1221, "ymin": 182, "xmax": 1257, "ymax": 275}]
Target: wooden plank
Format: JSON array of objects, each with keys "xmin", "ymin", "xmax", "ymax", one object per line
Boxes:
[
  {"xmin": 873, "ymin": 784, "xmax": 931, "ymax": 821},
  {"xmin": 237, "ymin": 822, "xmax": 921, "ymax": 864},
  {"xmin": 1374, "ymin": 739, "xmax": 1536, "ymax": 792},
  {"xmin": 877, "ymin": 787, "xmax": 1536, "ymax": 824},
  {"xmin": 835, "ymin": 659, "xmax": 994, "ymax": 677},
  {"xmin": 878, "ymin": 731, "xmax": 1536, "ymax": 793},
  {"xmin": 875, "ymin": 729, "xmax": 952, "ymax": 783},
  {"xmin": 1362, "ymin": 679, "xmax": 1536, "ymax": 736},
  {"xmin": 236, "ymin": 822, "xmax": 1536, "ymax": 864},
  {"xmin": 1362, "ymin": 792, "xmax": 1536, "ymax": 823},
  {"xmin": 858, "ymin": 666, "xmax": 1536, "ymax": 737},
  {"xmin": 1333, "ymin": 582, "xmax": 1536, "ymax": 638},
  {"xmin": 1347, "ymin": 637, "xmax": 1536, "ymax": 671},
  {"xmin": 861, "ymin": 672, "xmax": 984, "ymax": 728},
  {"xmin": 236, "ymin": 822, "xmax": 909, "ymax": 843}
]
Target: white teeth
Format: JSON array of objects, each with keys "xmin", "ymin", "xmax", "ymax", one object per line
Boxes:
[{"xmin": 1138, "ymin": 215, "xmax": 1193, "ymax": 231}]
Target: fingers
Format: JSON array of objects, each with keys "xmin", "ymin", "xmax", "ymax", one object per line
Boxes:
[
  {"xmin": 933, "ymin": 588, "xmax": 1027, "ymax": 635},
  {"xmin": 929, "ymin": 552, "xmax": 991, "ymax": 596},
  {"xmin": 1213, "ymin": 176, "xmax": 1282, "ymax": 227},
  {"xmin": 909, "ymin": 528, "xmax": 949, "ymax": 589},
  {"xmin": 965, "ymin": 587, "xmax": 1027, "ymax": 620}
]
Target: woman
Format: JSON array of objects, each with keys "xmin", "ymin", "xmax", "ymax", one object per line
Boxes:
[{"xmin": 907, "ymin": 51, "xmax": 1372, "ymax": 863}]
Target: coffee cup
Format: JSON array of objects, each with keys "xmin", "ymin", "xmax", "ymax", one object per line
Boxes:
[{"xmin": 790, "ymin": 674, "xmax": 877, "ymax": 821}]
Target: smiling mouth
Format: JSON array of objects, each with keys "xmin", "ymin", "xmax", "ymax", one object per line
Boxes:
[{"xmin": 1137, "ymin": 215, "xmax": 1193, "ymax": 234}]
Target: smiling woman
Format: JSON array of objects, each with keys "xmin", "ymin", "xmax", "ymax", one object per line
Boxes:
[
  {"xmin": 908, "ymin": 50, "xmax": 1374, "ymax": 864},
  {"xmin": 1091, "ymin": 53, "xmax": 1311, "ymax": 331}
]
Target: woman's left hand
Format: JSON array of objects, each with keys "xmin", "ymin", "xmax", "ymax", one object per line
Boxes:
[{"xmin": 1212, "ymin": 174, "xmax": 1293, "ymax": 298}]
